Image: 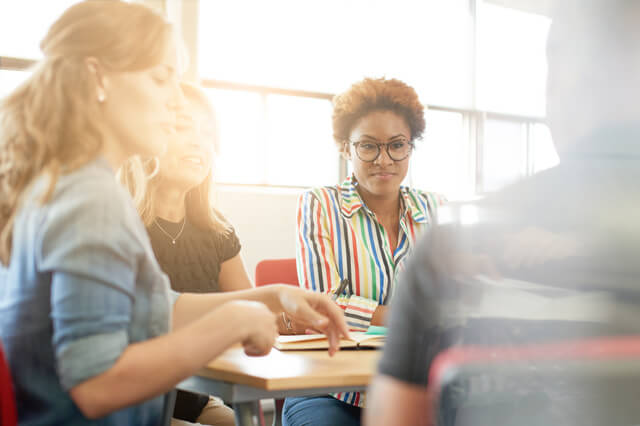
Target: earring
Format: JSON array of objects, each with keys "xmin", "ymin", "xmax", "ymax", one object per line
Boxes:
[
  {"xmin": 97, "ymin": 91, "xmax": 106, "ymax": 103},
  {"xmin": 146, "ymin": 157, "xmax": 160, "ymax": 179}
]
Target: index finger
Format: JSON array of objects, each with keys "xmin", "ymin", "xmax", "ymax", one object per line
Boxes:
[{"xmin": 313, "ymin": 294, "xmax": 350, "ymax": 338}]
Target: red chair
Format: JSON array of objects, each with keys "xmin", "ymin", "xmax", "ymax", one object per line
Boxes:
[
  {"xmin": 428, "ymin": 336, "xmax": 640, "ymax": 426},
  {"xmin": 0, "ymin": 343, "xmax": 17, "ymax": 426},
  {"xmin": 255, "ymin": 258, "xmax": 299, "ymax": 287},
  {"xmin": 255, "ymin": 258, "xmax": 298, "ymax": 426}
]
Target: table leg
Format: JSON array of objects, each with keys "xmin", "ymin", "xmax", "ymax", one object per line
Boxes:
[
  {"xmin": 233, "ymin": 400, "xmax": 262, "ymax": 426},
  {"xmin": 160, "ymin": 389, "xmax": 177, "ymax": 426}
]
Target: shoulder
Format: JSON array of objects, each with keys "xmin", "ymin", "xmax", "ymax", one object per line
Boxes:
[
  {"xmin": 297, "ymin": 186, "xmax": 340, "ymax": 207},
  {"xmin": 47, "ymin": 160, "xmax": 133, "ymax": 217},
  {"xmin": 404, "ymin": 187, "xmax": 447, "ymax": 207},
  {"xmin": 401, "ymin": 187, "xmax": 447, "ymax": 222},
  {"xmin": 37, "ymin": 160, "xmax": 145, "ymax": 264}
]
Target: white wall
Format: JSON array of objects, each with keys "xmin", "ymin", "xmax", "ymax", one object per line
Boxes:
[{"xmin": 214, "ymin": 186, "xmax": 304, "ymax": 281}]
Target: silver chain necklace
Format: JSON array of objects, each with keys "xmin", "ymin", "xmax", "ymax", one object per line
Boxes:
[{"xmin": 154, "ymin": 217, "xmax": 186, "ymax": 245}]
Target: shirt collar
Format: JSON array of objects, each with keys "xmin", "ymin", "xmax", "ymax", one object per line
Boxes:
[
  {"xmin": 338, "ymin": 176, "xmax": 431, "ymax": 224},
  {"xmin": 400, "ymin": 189, "xmax": 431, "ymax": 224},
  {"xmin": 339, "ymin": 176, "xmax": 365, "ymax": 217}
]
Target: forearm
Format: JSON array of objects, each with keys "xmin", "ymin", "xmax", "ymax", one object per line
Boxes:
[
  {"xmin": 364, "ymin": 375, "xmax": 433, "ymax": 426},
  {"xmin": 172, "ymin": 286, "xmax": 278, "ymax": 330},
  {"xmin": 70, "ymin": 305, "xmax": 244, "ymax": 419},
  {"xmin": 370, "ymin": 305, "xmax": 388, "ymax": 326}
]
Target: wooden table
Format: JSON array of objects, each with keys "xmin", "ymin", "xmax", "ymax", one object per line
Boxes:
[{"xmin": 174, "ymin": 346, "xmax": 381, "ymax": 426}]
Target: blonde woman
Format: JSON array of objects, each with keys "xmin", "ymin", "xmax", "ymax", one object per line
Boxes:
[
  {"xmin": 0, "ymin": 2, "xmax": 348, "ymax": 426},
  {"xmin": 121, "ymin": 83, "xmax": 250, "ymax": 425}
]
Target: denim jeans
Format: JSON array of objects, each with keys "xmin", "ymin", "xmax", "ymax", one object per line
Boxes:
[{"xmin": 283, "ymin": 396, "xmax": 361, "ymax": 426}]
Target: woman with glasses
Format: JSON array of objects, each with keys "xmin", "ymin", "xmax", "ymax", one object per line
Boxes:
[
  {"xmin": 0, "ymin": 2, "xmax": 348, "ymax": 425},
  {"xmin": 283, "ymin": 77, "xmax": 445, "ymax": 426}
]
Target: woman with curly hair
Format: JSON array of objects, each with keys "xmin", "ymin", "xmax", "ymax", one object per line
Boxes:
[{"xmin": 283, "ymin": 77, "xmax": 446, "ymax": 426}]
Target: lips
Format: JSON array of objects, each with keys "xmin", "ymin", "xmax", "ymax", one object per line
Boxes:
[{"xmin": 181, "ymin": 155, "xmax": 206, "ymax": 167}]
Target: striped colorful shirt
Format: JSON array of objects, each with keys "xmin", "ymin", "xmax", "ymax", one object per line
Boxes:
[{"xmin": 295, "ymin": 176, "xmax": 445, "ymax": 407}]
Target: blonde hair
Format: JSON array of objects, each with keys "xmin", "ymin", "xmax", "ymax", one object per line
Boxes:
[
  {"xmin": 119, "ymin": 82, "xmax": 230, "ymax": 234},
  {"xmin": 0, "ymin": 1, "xmax": 174, "ymax": 264}
]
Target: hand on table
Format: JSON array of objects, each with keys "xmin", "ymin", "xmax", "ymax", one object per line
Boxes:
[
  {"xmin": 226, "ymin": 300, "xmax": 279, "ymax": 357},
  {"xmin": 273, "ymin": 286, "xmax": 350, "ymax": 356}
]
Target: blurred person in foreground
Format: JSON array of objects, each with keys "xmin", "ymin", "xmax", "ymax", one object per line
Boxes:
[{"xmin": 366, "ymin": 1, "xmax": 640, "ymax": 425}]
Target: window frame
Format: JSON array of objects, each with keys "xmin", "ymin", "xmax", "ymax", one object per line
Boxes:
[{"xmin": 0, "ymin": 0, "xmax": 553, "ymax": 197}]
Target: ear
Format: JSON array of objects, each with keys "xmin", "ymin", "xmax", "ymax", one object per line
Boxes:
[
  {"xmin": 85, "ymin": 57, "xmax": 108, "ymax": 103},
  {"xmin": 340, "ymin": 141, "xmax": 352, "ymax": 160}
]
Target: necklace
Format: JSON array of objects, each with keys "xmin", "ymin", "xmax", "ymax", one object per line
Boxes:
[{"xmin": 154, "ymin": 217, "xmax": 186, "ymax": 245}]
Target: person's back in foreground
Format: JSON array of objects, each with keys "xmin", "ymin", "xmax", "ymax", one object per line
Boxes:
[{"xmin": 366, "ymin": 1, "xmax": 640, "ymax": 425}]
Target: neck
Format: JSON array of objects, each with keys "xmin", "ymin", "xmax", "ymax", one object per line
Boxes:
[
  {"xmin": 154, "ymin": 182, "xmax": 189, "ymax": 222},
  {"xmin": 100, "ymin": 133, "xmax": 129, "ymax": 172},
  {"xmin": 357, "ymin": 187, "xmax": 400, "ymax": 220}
]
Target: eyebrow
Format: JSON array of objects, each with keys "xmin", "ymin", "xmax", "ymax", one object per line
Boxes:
[{"xmin": 359, "ymin": 134, "xmax": 409, "ymax": 141}]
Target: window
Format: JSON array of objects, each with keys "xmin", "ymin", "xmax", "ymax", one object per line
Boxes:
[
  {"xmin": 476, "ymin": 3, "xmax": 551, "ymax": 117},
  {"xmin": 199, "ymin": 0, "xmax": 478, "ymax": 188},
  {"xmin": 265, "ymin": 95, "xmax": 337, "ymax": 187},
  {"xmin": 410, "ymin": 109, "xmax": 474, "ymax": 199},
  {"xmin": 482, "ymin": 118, "xmax": 527, "ymax": 192},
  {"xmin": 1, "ymin": 0, "xmax": 553, "ymax": 196},
  {"xmin": 531, "ymin": 123, "xmax": 559, "ymax": 173},
  {"xmin": 199, "ymin": 0, "xmax": 474, "ymax": 105},
  {"xmin": 205, "ymin": 88, "xmax": 336, "ymax": 186},
  {"xmin": 204, "ymin": 88, "xmax": 265, "ymax": 184},
  {"xmin": 0, "ymin": 1, "xmax": 81, "ymax": 59},
  {"xmin": 0, "ymin": 70, "xmax": 30, "ymax": 98}
]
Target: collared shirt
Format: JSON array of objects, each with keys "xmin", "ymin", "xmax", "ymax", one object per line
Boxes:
[
  {"xmin": 295, "ymin": 176, "xmax": 445, "ymax": 407},
  {"xmin": 0, "ymin": 158, "xmax": 177, "ymax": 426}
]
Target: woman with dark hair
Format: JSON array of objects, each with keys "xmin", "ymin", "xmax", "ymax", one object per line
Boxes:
[
  {"xmin": 0, "ymin": 3, "xmax": 348, "ymax": 425},
  {"xmin": 283, "ymin": 77, "xmax": 446, "ymax": 426}
]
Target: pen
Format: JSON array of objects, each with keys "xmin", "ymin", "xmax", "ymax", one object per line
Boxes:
[{"xmin": 332, "ymin": 279, "xmax": 350, "ymax": 301}]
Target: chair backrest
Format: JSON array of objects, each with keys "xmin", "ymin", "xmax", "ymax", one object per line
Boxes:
[
  {"xmin": 255, "ymin": 258, "xmax": 299, "ymax": 287},
  {"xmin": 429, "ymin": 336, "xmax": 640, "ymax": 426},
  {"xmin": 0, "ymin": 343, "xmax": 17, "ymax": 426}
]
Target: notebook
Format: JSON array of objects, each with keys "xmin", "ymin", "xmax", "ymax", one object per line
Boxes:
[{"xmin": 275, "ymin": 331, "xmax": 385, "ymax": 350}]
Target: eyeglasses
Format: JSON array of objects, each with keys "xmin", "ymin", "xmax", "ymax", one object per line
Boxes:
[{"xmin": 349, "ymin": 138, "xmax": 414, "ymax": 162}]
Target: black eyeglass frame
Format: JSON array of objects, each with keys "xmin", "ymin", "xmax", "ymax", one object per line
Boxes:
[{"xmin": 347, "ymin": 139, "xmax": 415, "ymax": 162}]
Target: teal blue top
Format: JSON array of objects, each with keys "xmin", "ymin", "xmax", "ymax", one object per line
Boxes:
[{"xmin": 0, "ymin": 158, "xmax": 178, "ymax": 425}]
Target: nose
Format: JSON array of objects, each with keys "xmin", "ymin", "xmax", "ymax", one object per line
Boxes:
[
  {"xmin": 188, "ymin": 132, "xmax": 208, "ymax": 150},
  {"xmin": 374, "ymin": 145, "xmax": 394, "ymax": 166},
  {"xmin": 167, "ymin": 82, "xmax": 187, "ymax": 112}
]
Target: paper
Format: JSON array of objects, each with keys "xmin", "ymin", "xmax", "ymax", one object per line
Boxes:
[{"xmin": 275, "ymin": 332, "xmax": 385, "ymax": 350}]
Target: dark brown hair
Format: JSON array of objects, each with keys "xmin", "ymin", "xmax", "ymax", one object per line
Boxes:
[{"xmin": 331, "ymin": 77, "xmax": 425, "ymax": 153}]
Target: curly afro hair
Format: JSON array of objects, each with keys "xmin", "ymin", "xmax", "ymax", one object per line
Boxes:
[{"xmin": 331, "ymin": 77, "xmax": 425, "ymax": 152}]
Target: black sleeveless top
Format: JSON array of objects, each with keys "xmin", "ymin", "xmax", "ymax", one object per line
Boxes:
[{"xmin": 147, "ymin": 215, "xmax": 241, "ymax": 421}]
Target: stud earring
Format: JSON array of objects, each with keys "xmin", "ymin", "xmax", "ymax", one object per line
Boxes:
[{"xmin": 97, "ymin": 91, "xmax": 106, "ymax": 103}]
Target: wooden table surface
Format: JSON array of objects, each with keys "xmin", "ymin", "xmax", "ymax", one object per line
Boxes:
[{"xmin": 195, "ymin": 346, "xmax": 382, "ymax": 391}]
